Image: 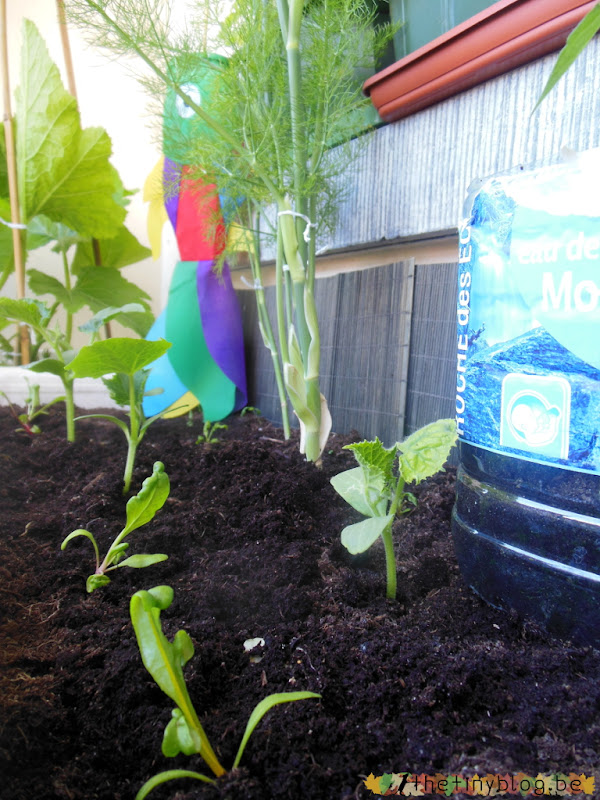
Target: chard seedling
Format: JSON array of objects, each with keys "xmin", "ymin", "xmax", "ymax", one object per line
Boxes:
[
  {"xmin": 130, "ymin": 585, "xmax": 320, "ymax": 799},
  {"xmin": 331, "ymin": 419, "xmax": 457, "ymax": 600},
  {"xmin": 61, "ymin": 461, "xmax": 170, "ymax": 592},
  {"xmin": 68, "ymin": 337, "xmax": 172, "ymax": 492},
  {"xmin": 0, "ymin": 381, "xmax": 64, "ymax": 436}
]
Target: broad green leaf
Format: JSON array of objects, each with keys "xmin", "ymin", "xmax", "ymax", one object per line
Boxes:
[
  {"xmin": 330, "ymin": 466, "xmax": 388, "ymax": 518},
  {"xmin": 69, "ymin": 337, "xmax": 171, "ymax": 379},
  {"xmin": 117, "ymin": 553, "xmax": 168, "ymax": 568},
  {"xmin": 28, "ymin": 269, "xmax": 72, "ymax": 308},
  {"xmin": 340, "ymin": 514, "xmax": 393, "ymax": 555},
  {"xmin": 71, "ymin": 266, "xmax": 151, "ymax": 314},
  {"xmin": 534, "ymin": 4, "xmax": 600, "ymax": 110},
  {"xmin": 123, "ymin": 461, "xmax": 170, "ymax": 535},
  {"xmin": 0, "ymin": 297, "xmax": 51, "ymax": 329},
  {"xmin": 28, "ymin": 358, "xmax": 67, "ymax": 380},
  {"xmin": 396, "ymin": 419, "xmax": 456, "ymax": 485},
  {"xmin": 114, "ymin": 308, "xmax": 155, "ymax": 338},
  {"xmin": 233, "ymin": 692, "xmax": 321, "ymax": 768},
  {"xmin": 344, "ymin": 437, "xmax": 396, "ymax": 484},
  {"xmin": 71, "ymin": 225, "xmax": 151, "ymax": 272},
  {"xmin": 130, "ymin": 586, "xmax": 203, "ymax": 753},
  {"xmin": 162, "ymin": 708, "xmax": 198, "ymax": 757},
  {"xmin": 135, "ymin": 770, "xmax": 213, "ymax": 800},
  {"xmin": 78, "ymin": 303, "xmax": 146, "ymax": 336},
  {"xmin": 16, "ymin": 21, "xmax": 125, "ymax": 237},
  {"xmin": 26, "ymin": 215, "xmax": 83, "ymax": 252}
]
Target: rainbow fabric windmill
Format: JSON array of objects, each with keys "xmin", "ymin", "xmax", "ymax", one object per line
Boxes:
[{"xmin": 142, "ymin": 56, "xmax": 247, "ymax": 421}]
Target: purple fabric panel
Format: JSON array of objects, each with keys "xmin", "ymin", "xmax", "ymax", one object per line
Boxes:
[
  {"xmin": 196, "ymin": 260, "xmax": 247, "ymax": 406},
  {"xmin": 163, "ymin": 157, "xmax": 182, "ymax": 231}
]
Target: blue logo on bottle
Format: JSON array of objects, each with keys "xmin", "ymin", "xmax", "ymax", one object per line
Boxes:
[{"xmin": 500, "ymin": 374, "xmax": 571, "ymax": 460}]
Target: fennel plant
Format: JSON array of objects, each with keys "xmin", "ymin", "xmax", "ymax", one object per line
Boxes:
[{"xmin": 66, "ymin": 0, "xmax": 392, "ymax": 462}]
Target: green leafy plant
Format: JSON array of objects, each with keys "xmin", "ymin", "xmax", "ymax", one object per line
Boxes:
[
  {"xmin": 0, "ymin": 380, "xmax": 64, "ymax": 436},
  {"xmin": 130, "ymin": 584, "xmax": 320, "ymax": 798},
  {"xmin": 0, "ymin": 298, "xmax": 149, "ymax": 442},
  {"xmin": 0, "ymin": 21, "xmax": 152, "ymax": 318},
  {"xmin": 534, "ymin": 4, "xmax": 600, "ymax": 110},
  {"xmin": 61, "ymin": 461, "xmax": 170, "ymax": 592},
  {"xmin": 240, "ymin": 406, "xmax": 261, "ymax": 416},
  {"xmin": 330, "ymin": 419, "xmax": 457, "ymax": 600},
  {"xmin": 195, "ymin": 420, "xmax": 228, "ymax": 444},
  {"xmin": 67, "ymin": 0, "xmax": 393, "ymax": 463},
  {"xmin": 68, "ymin": 337, "xmax": 173, "ymax": 493}
]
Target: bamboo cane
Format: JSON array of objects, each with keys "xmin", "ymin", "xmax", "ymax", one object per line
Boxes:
[
  {"xmin": 0, "ymin": 0, "xmax": 29, "ymax": 363},
  {"xmin": 56, "ymin": 0, "xmax": 112, "ymax": 337}
]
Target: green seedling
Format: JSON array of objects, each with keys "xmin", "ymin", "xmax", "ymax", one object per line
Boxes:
[
  {"xmin": 68, "ymin": 337, "xmax": 172, "ymax": 493},
  {"xmin": 130, "ymin": 585, "xmax": 320, "ymax": 799},
  {"xmin": 331, "ymin": 419, "xmax": 457, "ymax": 600},
  {"xmin": 0, "ymin": 381, "xmax": 64, "ymax": 436},
  {"xmin": 61, "ymin": 461, "xmax": 170, "ymax": 592},
  {"xmin": 240, "ymin": 406, "xmax": 261, "ymax": 416},
  {"xmin": 195, "ymin": 420, "xmax": 228, "ymax": 445}
]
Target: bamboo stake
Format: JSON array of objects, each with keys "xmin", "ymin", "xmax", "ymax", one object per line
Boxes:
[
  {"xmin": 56, "ymin": 0, "xmax": 112, "ymax": 337},
  {"xmin": 0, "ymin": 0, "xmax": 29, "ymax": 363}
]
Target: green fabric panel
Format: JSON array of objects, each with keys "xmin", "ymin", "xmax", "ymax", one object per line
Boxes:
[{"xmin": 165, "ymin": 261, "xmax": 236, "ymax": 421}]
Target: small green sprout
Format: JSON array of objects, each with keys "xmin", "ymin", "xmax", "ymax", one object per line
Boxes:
[
  {"xmin": 240, "ymin": 406, "xmax": 261, "ymax": 416},
  {"xmin": 195, "ymin": 420, "xmax": 228, "ymax": 445},
  {"xmin": 331, "ymin": 419, "xmax": 457, "ymax": 600},
  {"xmin": 61, "ymin": 461, "xmax": 170, "ymax": 592},
  {"xmin": 68, "ymin": 337, "xmax": 172, "ymax": 493},
  {"xmin": 130, "ymin": 585, "xmax": 320, "ymax": 799}
]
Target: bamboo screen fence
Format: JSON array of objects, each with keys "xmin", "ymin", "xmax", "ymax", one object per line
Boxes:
[{"xmin": 238, "ymin": 260, "xmax": 458, "ymax": 446}]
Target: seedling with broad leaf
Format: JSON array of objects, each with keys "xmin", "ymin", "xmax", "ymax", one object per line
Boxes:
[
  {"xmin": 68, "ymin": 337, "xmax": 173, "ymax": 493},
  {"xmin": 130, "ymin": 584, "xmax": 320, "ymax": 799},
  {"xmin": 0, "ymin": 299, "xmax": 150, "ymax": 443},
  {"xmin": 330, "ymin": 419, "xmax": 457, "ymax": 600},
  {"xmin": 61, "ymin": 461, "xmax": 170, "ymax": 593}
]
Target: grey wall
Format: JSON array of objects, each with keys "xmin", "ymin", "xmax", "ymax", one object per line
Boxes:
[{"xmin": 239, "ymin": 261, "xmax": 457, "ymax": 444}]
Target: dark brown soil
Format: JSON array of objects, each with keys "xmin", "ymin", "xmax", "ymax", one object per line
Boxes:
[{"xmin": 1, "ymin": 406, "xmax": 599, "ymax": 800}]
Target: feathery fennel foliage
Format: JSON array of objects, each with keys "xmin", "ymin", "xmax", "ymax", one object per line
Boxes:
[{"xmin": 67, "ymin": 0, "xmax": 392, "ymax": 461}]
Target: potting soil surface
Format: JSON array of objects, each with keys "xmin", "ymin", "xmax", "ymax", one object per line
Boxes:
[{"xmin": 1, "ymin": 407, "xmax": 599, "ymax": 800}]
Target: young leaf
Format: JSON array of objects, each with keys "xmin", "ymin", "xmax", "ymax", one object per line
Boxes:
[
  {"xmin": 28, "ymin": 358, "xmax": 69, "ymax": 380},
  {"xmin": 232, "ymin": 691, "xmax": 321, "ymax": 769},
  {"xmin": 86, "ymin": 573, "xmax": 112, "ymax": 592},
  {"xmin": 330, "ymin": 467, "xmax": 388, "ymax": 518},
  {"xmin": 340, "ymin": 514, "xmax": 394, "ymax": 555},
  {"xmin": 344, "ymin": 438, "xmax": 396, "ymax": 485},
  {"xmin": 162, "ymin": 708, "xmax": 198, "ymax": 757},
  {"xmin": 117, "ymin": 553, "xmax": 168, "ymax": 568},
  {"xmin": 135, "ymin": 769, "xmax": 213, "ymax": 800},
  {"xmin": 61, "ymin": 528, "xmax": 100, "ymax": 566},
  {"xmin": 69, "ymin": 337, "xmax": 171, "ymax": 379},
  {"xmin": 122, "ymin": 461, "xmax": 170, "ymax": 535},
  {"xmin": 396, "ymin": 419, "xmax": 456, "ymax": 485}
]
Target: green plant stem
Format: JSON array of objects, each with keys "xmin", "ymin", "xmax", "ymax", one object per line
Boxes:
[
  {"xmin": 64, "ymin": 374, "xmax": 75, "ymax": 442},
  {"xmin": 61, "ymin": 249, "xmax": 73, "ymax": 344},
  {"xmin": 382, "ymin": 475, "xmax": 407, "ymax": 600},
  {"xmin": 123, "ymin": 373, "xmax": 139, "ymax": 493}
]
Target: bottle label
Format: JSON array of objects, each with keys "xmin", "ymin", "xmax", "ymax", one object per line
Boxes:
[{"xmin": 457, "ymin": 173, "xmax": 600, "ymax": 475}]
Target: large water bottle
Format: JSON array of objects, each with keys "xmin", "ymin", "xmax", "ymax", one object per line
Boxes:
[{"xmin": 452, "ymin": 151, "xmax": 600, "ymax": 647}]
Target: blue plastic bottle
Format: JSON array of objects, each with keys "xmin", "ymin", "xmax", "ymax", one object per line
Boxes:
[{"xmin": 452, "ymin": 152, "xmax": 600, "ymax": 647}]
